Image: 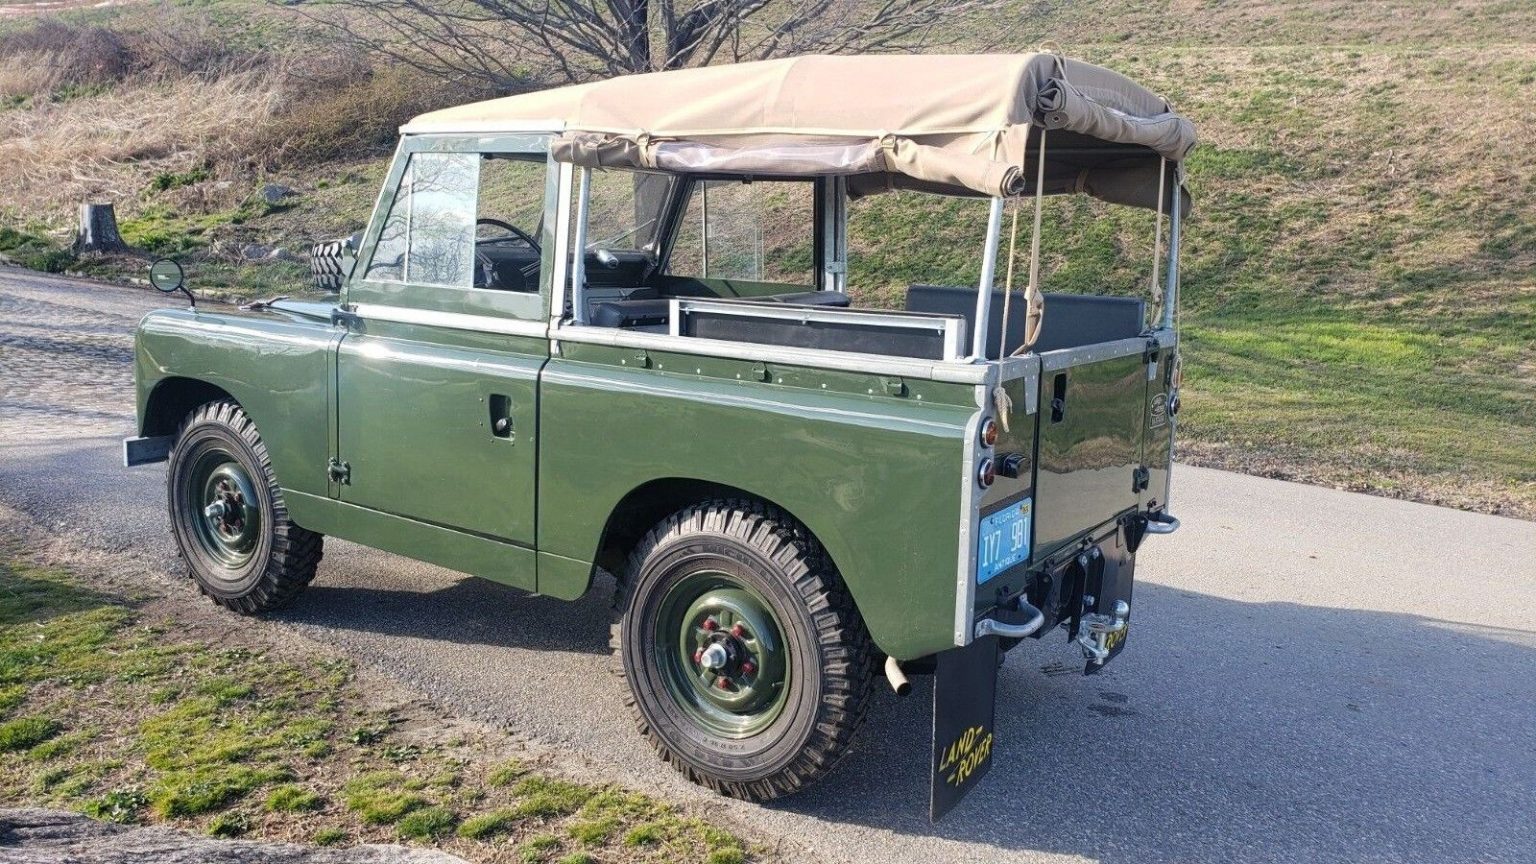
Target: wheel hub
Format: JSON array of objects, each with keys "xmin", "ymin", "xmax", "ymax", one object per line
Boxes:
[
  {"xmin": 657, "ymin": 577, "xmax": 790, "ymax": 738},
  {"xmin": 186, "ymin": 455, "xmax": 261, "ymax": 568}
]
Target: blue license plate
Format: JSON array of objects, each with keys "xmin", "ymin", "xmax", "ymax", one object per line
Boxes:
[{"xmin": 977, "ymin": 498, "xmax": 1031, "ymax": 584}]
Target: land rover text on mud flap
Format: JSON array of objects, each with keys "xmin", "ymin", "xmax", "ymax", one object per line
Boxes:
[{"xmin": 125, "ymin": 53, "xmax": 1194, "ymax": 819}]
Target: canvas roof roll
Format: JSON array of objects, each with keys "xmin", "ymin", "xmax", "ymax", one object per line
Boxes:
[{"xmin": 404, "ymin": 53, "xmax": 1196, "ymax": 212}]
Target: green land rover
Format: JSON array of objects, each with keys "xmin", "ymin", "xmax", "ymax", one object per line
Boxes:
[{"xmin": 126, "ymin": 53, "xmax": 1194, "ymax": 817}]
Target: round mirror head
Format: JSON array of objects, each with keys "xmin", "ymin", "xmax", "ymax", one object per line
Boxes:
[{"xmin": 148, "ymin": 258, "xmax": 184, "ymax": 294}]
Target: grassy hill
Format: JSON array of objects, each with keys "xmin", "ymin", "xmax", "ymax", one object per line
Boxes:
[{"xmin": 1, "ymin": 0, "xmax": 1532, "ymax": 518}]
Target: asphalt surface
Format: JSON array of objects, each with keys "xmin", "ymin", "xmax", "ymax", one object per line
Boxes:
[{"xmin": 2, "ymin": 265, "xmax": 1533, "ymax": 864}]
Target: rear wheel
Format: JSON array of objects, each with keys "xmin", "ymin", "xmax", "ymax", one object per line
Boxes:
[
  {"xmin": 167, "ymin": 400, "xmax": 322, "ymax": 613},
  {"xmin": 614, "ymin": 501, "xmax": 873, "ymax": 801}
]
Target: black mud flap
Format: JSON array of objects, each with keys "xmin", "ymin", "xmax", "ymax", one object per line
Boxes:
[{"xmin": 929, "ymin": 634, "xmax": 999, "ymax": 822}]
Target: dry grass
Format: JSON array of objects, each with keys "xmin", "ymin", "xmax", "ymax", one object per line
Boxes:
[{"xmin": 0, "ymin": 69, "xmax": 284, "ymax": 216}]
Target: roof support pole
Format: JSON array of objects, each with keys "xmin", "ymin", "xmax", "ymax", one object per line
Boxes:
[
  {"xmin": 970, "ymin": 196, "xmax": 1006, "ymax": 360},
  {"xmin": 570, "ymin": 167, "xmax": 591, "ymax": 324},
  {"xmin": 1162, "ymin": 181, "xmax": 1182, "ymax": 333}
]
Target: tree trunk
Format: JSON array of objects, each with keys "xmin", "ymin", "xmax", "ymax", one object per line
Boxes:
[{"xmin": 74, "ymin": 203, "xmax": 130, "ymax": 255}]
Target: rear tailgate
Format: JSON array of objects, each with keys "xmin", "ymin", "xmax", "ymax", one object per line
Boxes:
[{"xmin": 1031, "ymin": 337, "xmax": 1151, "ymax": 561}]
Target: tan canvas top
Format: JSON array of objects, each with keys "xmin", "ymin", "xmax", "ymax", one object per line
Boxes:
[{"xmin": 405, "ymin": 53, "xmax": 1196, "ymax": 211}]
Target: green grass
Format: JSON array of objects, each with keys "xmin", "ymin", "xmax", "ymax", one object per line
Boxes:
[
  {"xmin": 265, "ymin": 784, "xmax": 324, "ymax": 813},
  {"xmin": 313, "ymin": 826, "xmax": 348, "ymax": 846},
  {"xmin": 396, "ymin": 805, "xmax": 457, "ymax": 839},
  {"xmin": 0, "ymin": 225, "xmax": 74, "ymax": 273},
  {"xmin": 458, "ymin": 808, "xmax": 519, "ymax": 840},
  {"xmin": 0, "ymin": 553, "xmax": 753, "ymax": 862},
  {"xmin": 0, "ymin": 717, "xmax": 58, "ymax": 752}
]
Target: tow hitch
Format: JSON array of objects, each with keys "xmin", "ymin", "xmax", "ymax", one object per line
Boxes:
[{"xmin": 1077, "ymin": 599, "xmax": 1130, "ymax": 666}]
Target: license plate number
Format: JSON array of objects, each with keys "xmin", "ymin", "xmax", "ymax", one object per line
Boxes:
[{"xmin": 977, "ymin": 498, "xmax": 1031, "ymax": 584}]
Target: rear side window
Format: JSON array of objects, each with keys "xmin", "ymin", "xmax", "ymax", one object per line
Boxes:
[
  {"xmin": 579, "ymin": 169, "xmax": 674, "ymax": 253},
  {"xmin": 365, "ymin": 152, "xmax": 479, "ymax": 286},
  {"xmin": 668, "ymin": 179, "xmax": 814, "ymax": 285}
]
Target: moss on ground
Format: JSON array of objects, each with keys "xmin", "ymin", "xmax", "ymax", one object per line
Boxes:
[{"xmin": 0, "ymin": 554, "xmax": 753, "ymax": 863}]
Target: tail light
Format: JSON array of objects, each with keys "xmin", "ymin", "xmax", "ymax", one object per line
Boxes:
[{"xmin": 979, "ymin": 417, "xmax": 999, "ymax": 448}]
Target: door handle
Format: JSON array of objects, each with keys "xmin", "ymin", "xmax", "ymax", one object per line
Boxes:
[{"xmin": 489, "ymin": 394, "xmax": 513, "ymax": 440}]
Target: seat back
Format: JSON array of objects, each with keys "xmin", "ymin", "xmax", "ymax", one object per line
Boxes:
[{"xmin": 905, "ymin": 285, "xmax": 1146, "ymax": 357}]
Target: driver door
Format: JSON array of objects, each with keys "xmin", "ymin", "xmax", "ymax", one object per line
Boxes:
[{"xmin": 332, "ymin": 136, "xmax": 554, "ymax": 589}]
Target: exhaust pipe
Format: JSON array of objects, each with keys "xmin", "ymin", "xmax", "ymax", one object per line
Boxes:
[{"xmin": 884, "ymin": 655, "xmax": 911, "ymax": 697}]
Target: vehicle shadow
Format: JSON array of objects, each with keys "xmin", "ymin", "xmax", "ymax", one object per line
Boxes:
[
  {"xmin": 275, "ymin": 565, "xmax": 615, "ymax": 657},
  {"xmin": 771, "ymin": 581, "xmax": 1536, "ymax": 864}
]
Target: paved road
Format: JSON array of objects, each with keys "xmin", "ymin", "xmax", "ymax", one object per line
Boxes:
[{"xmin": 2, "ymin": 266, "xmax": 1533, "ymax": 864}]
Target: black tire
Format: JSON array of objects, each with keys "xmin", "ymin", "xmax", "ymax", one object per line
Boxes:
[
  {"xmin": 309, "ymin": 238, "xmax": 347, "ymax": 293},
  {"xmin": 166, "ymin": 400, "xmax": 323, "ymax": 614},
  {"xmin": 612, "ymin": 500, "xmax": 873, "ymax": 801}
]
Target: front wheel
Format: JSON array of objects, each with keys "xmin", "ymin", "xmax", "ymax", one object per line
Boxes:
[
  {"xmin": 613, "ymin": 501, "xmax": 873, "ymax": 801},
  {"xmin": 166, "ymin": 400, "xmax": 323, "ymax": 614}
]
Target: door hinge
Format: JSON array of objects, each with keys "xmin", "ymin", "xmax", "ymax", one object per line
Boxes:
[
  {"xmin": 1144, "ymin": 336, "xmax": 1161, "ymax": 381},
  {"xmin": 327, "ymin": 458, "xmax": 351, "ymax": 485},
  {"xmin": 882, "ymin": 376, "xmax": 907, "ymax": 397},
  {"xmin": 1132, "ymin": 465, "xmax": 1150, "ymax": 493}
]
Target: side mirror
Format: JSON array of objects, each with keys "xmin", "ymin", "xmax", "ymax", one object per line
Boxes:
[{"xmin": 148, "ymin": 258, "xmax": 195, "ymax": 308}]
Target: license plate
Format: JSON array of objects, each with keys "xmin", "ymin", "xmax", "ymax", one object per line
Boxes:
[{"xmin": 977, "ymin": 498, "xmax": 1031, "ymax": 584}]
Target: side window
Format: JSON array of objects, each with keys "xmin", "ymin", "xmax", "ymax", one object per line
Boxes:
[
  {"xmin": 668, "ymin": 179, "xmax": 814, "ymax": 285},
  {"xmin": 580, "ymin": 169, "xmax": 674, "ymax": 253},
  {"xmin": 365, "ymin": 152, "xmax": 479, "ymax": 286},
  {"xmin": 475, "ymin": 153, "xmax": 547, "ymax": 291}
]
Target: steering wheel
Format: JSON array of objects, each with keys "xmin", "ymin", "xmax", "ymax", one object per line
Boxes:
[{"xmin": 476, "ymin": 218, "xmax": 540, "ymax": 252}]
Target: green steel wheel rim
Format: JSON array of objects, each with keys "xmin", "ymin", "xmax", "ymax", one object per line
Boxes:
[
  {"xmin": 654, "ymin": 570, "xmax": 790, "ymax": 739},
  {"xmin": 184, "ymin": 450, "xmax": 262, "ymax": 570}
]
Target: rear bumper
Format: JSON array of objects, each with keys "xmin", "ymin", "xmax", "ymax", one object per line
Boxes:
[
  {"xmin": 123, "ymin": 435, "xmax": 173, "ymax": 467},
  {"xmin": 1144, "ymin": 509, "xmax": 1180, "ymax": 535}
]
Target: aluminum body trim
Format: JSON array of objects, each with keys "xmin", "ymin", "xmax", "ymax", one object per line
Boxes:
[
  {"xmin": 351, "ymin": 304, "xmax": 550, "ymax": 338},
  {"xmin": 1039, "ymin": 336, "xmax": 1149, "ymax": 371},
  {"xmin": 953, "ymin": 381, "xmax": 992, "ymax": 646},
  {"xmin": 676, "ymin": 298, "xmax": 957, "ymax": 331}
]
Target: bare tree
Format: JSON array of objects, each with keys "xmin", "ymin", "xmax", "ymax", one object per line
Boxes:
[{"xmin": 283, "ymin": 0, "xmax": 1002, "ymax": 92}]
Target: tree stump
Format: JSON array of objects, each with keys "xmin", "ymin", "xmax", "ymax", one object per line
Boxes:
[{"xmin": 73, "ymin": 203, "xmax": 130, "ymax": 255}]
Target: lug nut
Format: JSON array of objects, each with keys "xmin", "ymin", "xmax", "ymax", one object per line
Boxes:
[
  {"xmin": 741, "ymin": 661, "xmax": 756, "ymax": 676},
  {"xmin": 702, "ymin": 619, "xmax": 717, "ymax": 632},
  {"xmin": 715, "ymin": 676, "xmax": 731, "ymax": 690},
  {"xmin": 731, "ymin": 623, "xmax": 745, "ymax": 638},
  {"xmin": 693, "ymin": 649, "xmax": 703, "ymax": 664}
]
